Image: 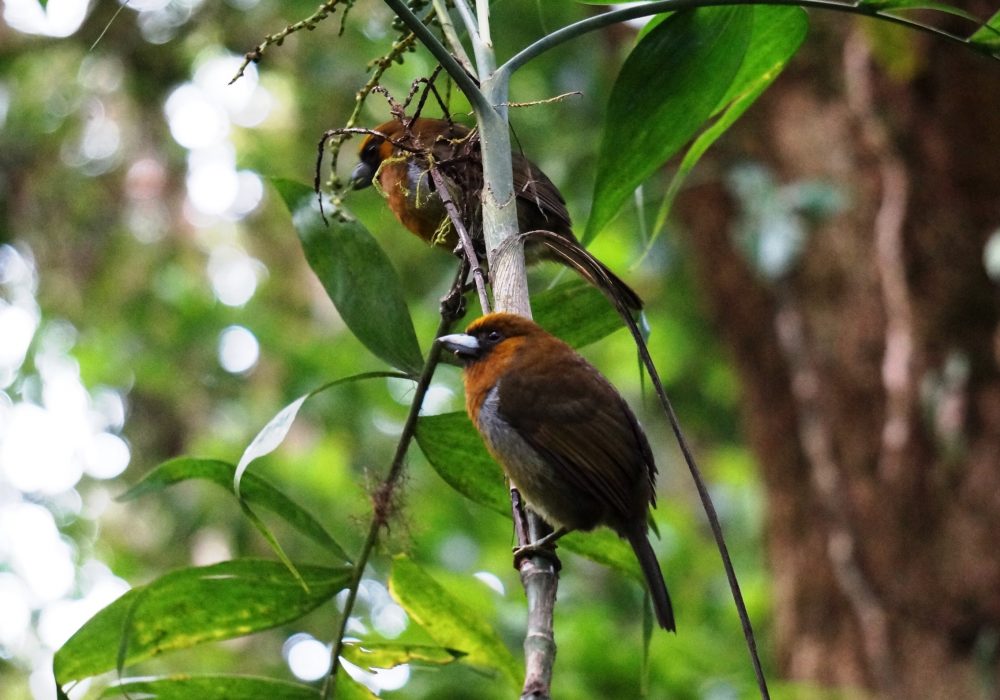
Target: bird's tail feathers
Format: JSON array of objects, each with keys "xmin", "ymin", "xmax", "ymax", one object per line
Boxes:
[
  {"xmin": 513, "ymin": 230, "xmax": 644, "ymax": 313},
  {"xmin": 627, "ymin": 529, "xmax": 676, "ymax": 632}
]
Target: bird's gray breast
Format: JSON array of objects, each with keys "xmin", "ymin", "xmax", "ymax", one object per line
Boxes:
[{"xmin": 475, "ymin": 385, "xmax": 593, "ymax": 530}]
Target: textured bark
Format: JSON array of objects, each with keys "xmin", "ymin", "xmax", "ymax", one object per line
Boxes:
[{"xmin": 676, "ymin": 17, "xmax": 1000, "ymax": 699}]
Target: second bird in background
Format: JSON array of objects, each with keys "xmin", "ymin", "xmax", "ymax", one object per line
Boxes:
[
  {"xmin": 350, "ymin": 117, "xmax": 644, "ymax": 312},
  {"xmin": 438, "ymin": 312, "xmax": 675, "ymax": 631}
]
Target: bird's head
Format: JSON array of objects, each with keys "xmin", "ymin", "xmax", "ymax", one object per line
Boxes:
[
  {"xmin": 351, "ymin": 118, "xmax": 471, "ymax": 190},
  {"xmin": 350, "ymin": 120, "xmax": 402, "ymax": 190},
  {"xmin": 437, "ymin": 312, "xmax": 541, "ymax": 367}
]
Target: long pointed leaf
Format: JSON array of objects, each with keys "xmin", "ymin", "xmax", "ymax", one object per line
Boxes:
[
  {"xmin": 586, "ymin": 7, "xmax": 753, "ymax": 242},
  {"xmin": 970, "ymin": 8, "xmax": 1000, "ymax": 51},
  {"xmin": 118, "ymin": 458, "xmax": 350, "ymax": 563},
  {"xmin": 389, "ymin": 556, "xmax": 520, "ymax": 688},
  {"xmin": 341, "ymin": 642, "xmax": 466, "ymax": 670},
  {"xmin": 415, "ymin": 412, "xmax": 510, "ymax": 517},
  {"xmin": 272, "ymin": 179, "xmax": 423, "ymax": 375},
  {"xmin": 649, "ymin": 7, "xmax": 808, "ymax": 241},
  {"xmin": 532, "ymin": 279, "xmax": 625, "ymax": 348},
  {"xmin": 233, "ymin": 371, "xmax": 408, "ymax": 492},
  {"xmin": 100, "ymin": 675, "xmax": 321, "ymax": 699},
  {"xmin": 55, "ymin": 560, "xmax": 352, "ymax": 689}
]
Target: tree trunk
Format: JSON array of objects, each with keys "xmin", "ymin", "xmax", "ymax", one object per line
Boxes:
[{"xmin": 676, "ymin": 17, "xmax": 1000, "ymax": 699}]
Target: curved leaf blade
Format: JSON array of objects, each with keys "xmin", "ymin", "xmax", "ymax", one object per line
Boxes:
[
  {"xmin": 586, "ymin": 6, "xmax": 753, "ymax": 242},
  {"xmin": 532, "ymin": 279, "xmax": 624, "ymax": 348},
  {"xmin": 272, "ymin": 179, "xmax": 423, "ymax": 375},
  {"xmin": 234, "ymin": 371, "xmax": 407, "ymax": 492},
  {"xmin": 415, "ymin": 412, "xmax": 510, "ymax": 516},
  {"xmin": 54, "ymin": 560, "xmax": 352, "ymax": 688},
  {"xmin": 118, "ymin": 457, "xmax": 350, "ymax": 563},
  {"xmin": 100, "ymin": 675, "xmax": 321, "ymax": 699},
  {"xmin": 970, "ymin": 9, "xmax": 1000, "ymax": 52},
  {"xmin": 342, "ymin": 642, "xmax": 465, "ymax": 670},
  {"xmin": 389, "ymin": 556, "xmax": 520, "ymax": 688},
  {"xmin": 649, "ymin": 6, "xmax": 809, "ymax": 240}
]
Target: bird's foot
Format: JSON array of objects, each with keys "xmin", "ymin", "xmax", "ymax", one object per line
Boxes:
[{"xmin": 512, "ymin": 541, "xmax": 562, "ymax": 572}]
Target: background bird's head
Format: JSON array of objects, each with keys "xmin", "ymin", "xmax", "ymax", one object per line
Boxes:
[{"xmin": 350, "ymin": 118, "xmax": 472, "ymax": 190}]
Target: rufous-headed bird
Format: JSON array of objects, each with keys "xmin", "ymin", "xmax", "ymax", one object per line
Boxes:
[
  {"xmin": 438, "ymin": 312, "xmax": 675, "ymax": 630},
  {"xmin": 350, "ymin": 117, "xmax": 643, "ymax": 312}
]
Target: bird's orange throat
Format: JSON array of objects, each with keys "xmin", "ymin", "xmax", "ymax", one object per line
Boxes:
[{"xmin": 462, "ymin": 336, "xmax": 525, "ymax": 421}]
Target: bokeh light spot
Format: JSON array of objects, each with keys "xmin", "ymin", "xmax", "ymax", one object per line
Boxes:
[
  {"xmin": 218, "ymin": 325, "xmax": 259, "ymax": 374},
  {"xmin": 284, "ymin": 634, "xmax": 331, "ymax": 681}
]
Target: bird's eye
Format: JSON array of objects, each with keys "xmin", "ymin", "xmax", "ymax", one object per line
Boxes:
[{"xmin": 486, "ymin": 330, "xmax": 502, "ymax": 344}]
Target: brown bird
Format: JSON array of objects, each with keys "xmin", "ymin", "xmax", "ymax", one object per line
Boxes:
[
  {"xmin": 438, "ymin": 312, "xmax": 674, "ymax": 630},
  {"xmin": 350, "ymin": 117, "xmax": 643, "ymax": 311}
]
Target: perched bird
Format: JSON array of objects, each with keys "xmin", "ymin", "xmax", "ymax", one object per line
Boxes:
[
  {"xmin": 438, "ymin": 312, "xmax": 675, "ymax": 630},
  {"xmin": 350, "ymin": 117, "xmax": 643, "ymax": 311}
]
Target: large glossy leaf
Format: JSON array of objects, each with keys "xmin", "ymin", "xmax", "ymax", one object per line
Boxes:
[
  {"xmin": 118, "ymin": 457, "xmax": 350, "ymax": 563},
  {"xmin": 586, "ymin": 7, "xmax": 753, "ymax": 242},
  {"xmin": 100, "ymin": 675, "xmax": 321, "ymax": 699},
  {"xmin": 100, "ymin": 674, "xmax": 377, "ymax": 700},
  {"xmin": 273, "ymin": 179, "xmax": 423, "ymax": 376},
  {"xmin": 649, "ymin": 7, "xmax": 808, "ymax": 239},
  {"xmin": 859, "ymin": 0, "xmax": 983, "ymax": 23},
  {"xmin": 389, "ymin": 556, "xmax": 520, "ymax": 688},
  {"xmin": 532, "ymin": 279, "xmax": 624, "ymax": 348},
  {"xmin": 970, "ymin": 9, "xmax": 1000, "ymax": 52},
  {"xmin": 415, "ymin": 412, "xmax": 510, "ymax": 516},
  {"xmin": 54, "ymin": 560, "xmax": 352, "ymax": 688}
]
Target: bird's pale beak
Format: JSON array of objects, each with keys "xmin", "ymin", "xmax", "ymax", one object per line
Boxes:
[
  {"xmin": 350, "ymin": 161, "xmax": 375, "ymax": 190},
  {"xmin": 437, "ymin": 333, "xmax": 480, "ymax": 360}
]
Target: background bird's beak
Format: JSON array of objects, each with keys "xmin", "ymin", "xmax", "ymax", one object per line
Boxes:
[
  {"xmin": 350, "ymin": 162, "xmax": 374, "ymax": 190},
  {"xmin": 437, "ymin": 333, "xmax": 480, "ymax": 360}
]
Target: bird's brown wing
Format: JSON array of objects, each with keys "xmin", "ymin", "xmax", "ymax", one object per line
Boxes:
[
  {"xmin": 496, "ymin": 353, "xmax": 655, "ymax": 526},
  {"xmin": 512, "ymin": 153, "xmax": 573, "ymax": 235}
]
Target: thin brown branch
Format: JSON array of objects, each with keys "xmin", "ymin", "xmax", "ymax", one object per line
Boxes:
[{"xmin": 428, "ymin": 167, "xmax": 491, "ymax": 314}]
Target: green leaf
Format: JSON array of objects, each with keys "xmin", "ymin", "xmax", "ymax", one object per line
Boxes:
[
  {"xmin": 389, "ymin": 556, "xmax": 520, "ymax": 688},
  {"xmin": 54, "ymin": 560, "xmax": 352, "ymax": 689},
  {"xmin": 235, "ymin": 394, "xmax": 309, "ymax": 487},
  {"xmin": 532, "ymin": 279, "xmax": 624, "ymax": 348},
  {"xmin": 649, "ymin": 7, "xmax": 808, "ymax": 240},
  {"xmin": 234, "ymin": 372, "xmax": 407, "ymax": 491},
  {"xmin": 586, "ymin": 7, "xmax": 753, "ymax": 242},
  {"xmin": 100, "ymin": 675, "xmax": 321, "ymax": 699},
  {"xmin": 561, "ymin": 529, "xmax": 642, "ymax": 583},
  {"xmin": 970, "ymin": 9, "xmax": 1000, "ymax": 52},
  {"xmin": 859, "ymin": 0, "xmax": 983, "ymax": 24},
  {"xmin": 415, "ymin": 412, "xmax": 510, "ymax": 516},
  {"xmin": 342, "ymin": 641, "xmax": 466, "ymax": 670},
  {"xmin": 118, "ymin": 458, "xmax": 351, "ymax": 563},
  {"xmin": 272, "ymin": 179, "xmax": 423, "ymax": 376},
  {"xmin": 332, "ymin": 675, "xmax": 380, "ymax": 700}
]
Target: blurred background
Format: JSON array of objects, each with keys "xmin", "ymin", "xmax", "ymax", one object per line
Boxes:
[{"xmin": 1, "ymin": 1, "xmax": 998, "ymax": 698}]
